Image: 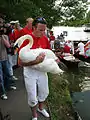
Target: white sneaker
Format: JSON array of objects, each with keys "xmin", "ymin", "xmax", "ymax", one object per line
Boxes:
[
  {"xmin": 37, "ymin": 108, "xmax": 49, "ymax": 117},
  {"xmin": 10, "ymin": 86, "xmax": 16, "ymax": 90},
  {"xmin": 32, "ymin": 117, "xmax": 37, "ymax": 120},
  {"xmin": 1, "ymin": 94, "xmax": 8, "ymax": 100},
  {"xmin": 12, "ymin": 76, "xmax": 18, "ymax": 80}
]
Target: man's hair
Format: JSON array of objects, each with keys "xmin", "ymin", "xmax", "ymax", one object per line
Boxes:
[
  {"xmin": 32, "ymin": 17, "xmax": 47, "ymax": 27},
  {"xmin": 26, "ymin": 18, "xmax": 33, "ymax": 23}
]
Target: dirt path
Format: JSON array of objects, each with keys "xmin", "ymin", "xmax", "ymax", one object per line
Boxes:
[{"xmin": 0, "ymin": 67, "xmax": 50, "ymax": 120}]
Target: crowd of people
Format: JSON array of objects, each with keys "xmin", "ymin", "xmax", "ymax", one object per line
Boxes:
[
  {"xmin": 1, "ymin": 15, "xmax": 90, "ymax": 120},
  {"xmin": 0, "ymin": 16, "xmax": 61, "ymax": 120},
  {"xmin": 51, "ymin": 31, "xmax": 90, "ymax": 58},
  {"xmin": 0, "ymin": 18, "xmax": 19, "ymax": 100}
]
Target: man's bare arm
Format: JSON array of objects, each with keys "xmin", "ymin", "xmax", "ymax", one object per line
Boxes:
[{"xmin": 19, "ymin": 53, "xmax": 45, "ymax": 67}]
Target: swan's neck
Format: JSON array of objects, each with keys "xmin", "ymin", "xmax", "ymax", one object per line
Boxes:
[
  {"xmin": 17, "ymin": 35, "xmax": 33, "ymax": 48},
  {"xmin": 22, "ymin": 41, "xmax": 31, "ymax": 51}
]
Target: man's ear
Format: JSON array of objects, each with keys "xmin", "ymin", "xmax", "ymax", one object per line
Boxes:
[{"xmin": 33, "ymin": 25, "xmax": 37, "ymax": 29}]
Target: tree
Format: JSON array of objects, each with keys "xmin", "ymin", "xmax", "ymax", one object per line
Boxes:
[
  {"xmin": 0, "ymin": 0, "xmax": 88, "ymax": 28},
  {"xmin": 55, "ymin": 0, "xmax": 88, "ymax": 26},
  {"xmin": 85, "ymin": 10, "xmax": 90, "ymax": 23}
]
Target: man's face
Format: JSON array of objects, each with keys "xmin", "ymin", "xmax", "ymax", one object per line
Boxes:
[
  {"xmin": 27, "ymin": 20, "xmax": 33, "ymax": 28},
  {"xmin": 33, "ymin": 23, "xmax": 47, "ymax": 37}
]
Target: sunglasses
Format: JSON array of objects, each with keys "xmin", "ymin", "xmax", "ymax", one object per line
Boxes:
[
  {"xmin": 32, "ymin": 17, "xmax": 47, "ymax": 26},
  {"xmin": 36, "ymin": 17, "xmax": 46, "ymax": 21}
]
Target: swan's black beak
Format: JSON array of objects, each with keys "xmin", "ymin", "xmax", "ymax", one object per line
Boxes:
[{"xmin": 14, "ymin": 43, "xmax": 18, "ymax": 49}]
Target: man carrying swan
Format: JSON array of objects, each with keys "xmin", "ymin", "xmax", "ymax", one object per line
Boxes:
[{"xmin": 18, "ymin": 17, "xmax": 60, "ymax": 120}]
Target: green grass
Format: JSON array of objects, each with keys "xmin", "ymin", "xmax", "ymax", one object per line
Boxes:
[{"xmin": 47, "ymin": 73, "xmax": 75, "ymax": 120}]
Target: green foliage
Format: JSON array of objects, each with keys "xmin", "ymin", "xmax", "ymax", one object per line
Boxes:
[
  {"xmin": 0, "ymin": 0, "xmax": 88, "ymax": 28},
  {"xmin": 48, "ymin": 73, "xmax": 74, "ymax": 120},
  {"xmin": 85, "ymin": 11, "xmax": 90, "ymax": 23},
  {"xmin": 57, "ymin": 0, "xmax": 88, "ymax": 26}
]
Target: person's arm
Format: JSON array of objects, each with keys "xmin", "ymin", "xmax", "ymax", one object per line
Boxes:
[
  {"xmin": 19, "ymin": 52, "xmax": 45, "ymax": 67},
  {"xmin": 2, "ymin": 35, "xmax": 11, "ymax": 48}
]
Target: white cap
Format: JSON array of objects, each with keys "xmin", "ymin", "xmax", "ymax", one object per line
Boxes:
[
  {"xmin": 10, "ymin": 21, "xmax": 15, "ymax": 24},
  {"xmin": 15, "ymin": 20, "xmax": 19, "ymax": 23},
  {"xmin": 10, "ymin": 20, "xmax": 19, "ymax": 24}
]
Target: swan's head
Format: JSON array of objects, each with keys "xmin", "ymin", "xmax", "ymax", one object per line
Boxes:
[{"xmin": 14, "ymin": 35, "xmax": 33, "ymax": 48}]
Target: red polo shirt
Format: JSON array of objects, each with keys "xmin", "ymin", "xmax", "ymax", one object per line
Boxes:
[
  {"xmin": 19, "ymin": 26, "xmax": 32, "ymax": 37},
  {"xmin": 9, "ymin": 29, "xmax": 21, "ymax": 42},
  {"xmin": 18, "ymin": 33, "xmax": 51, "ymax": 53},
  {"xmin": 14, "ymin": 29, "xmax": 20, "ymax": 40},
  {"xmin": 50, "ymin": 35, "xmax": 55, "ymax": 41},
  {"xmin": 64, "ymin": 45, "xmax": 71, "ymax": 53}
]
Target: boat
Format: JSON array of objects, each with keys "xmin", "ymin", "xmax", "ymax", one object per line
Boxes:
[
  {"xmin": 74, "ymin": 52, "xmax": 90, "ymax": 63},
  {"xmin": 59, "ymin": 55, "xmax": 80, "ymax": 69},
  {"xmin": 53, "ymin": 39, "xmax": 81, "ymax": 69},
  {"xmin": 74, "ymin": 39, "xmax": 90, "ymax": 63},
  {"xmin": 84, "ymin": 23, "xmax": 90, "ymax": 32},
  {"xmin": 53, "ymin": 49, "xmax": 80, "ymax": 69}
]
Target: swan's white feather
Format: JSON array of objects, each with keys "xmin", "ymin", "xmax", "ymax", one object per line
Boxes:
[{"xmin": 14, "ymin": 35, "xmax": 63, "ymax": 74}]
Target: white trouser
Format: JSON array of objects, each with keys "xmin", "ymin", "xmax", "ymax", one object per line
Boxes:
[
  {"xmin": 23, "ymin": 67, "xmax": 49, "ymax": 107},
  {"xmin": 50, "ymin": 41, "xmax": 54, "ymax": 49},
  {"xmin": 12, "ymin": 53, "xmax": 18, "ymax": 66}
]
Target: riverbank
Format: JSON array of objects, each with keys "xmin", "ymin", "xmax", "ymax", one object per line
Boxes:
[
  {"xmin": 0, "ymin": 67, "xmax": 76, "ymax": 120},
  {"xmin": 48, "ymin": 73, "xmax": 75, "ymax": 120}
]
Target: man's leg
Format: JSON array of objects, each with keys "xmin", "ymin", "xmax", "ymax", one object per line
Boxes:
[
  {"xmin": 8, "ymin": 55, "xmax": 18, "ymax": 80},
  {"xmin": 0, "ymin": 62, "xmax": 7, "ymax": 100},
  {"xmin": 7, "ymin": 54, "xmax": 13, "ymax": 76},
  {"xmin": 37, "ymin": 72, "xmax": 49, "ymax": 117},
  {"xmin": 38, "ymin": 101, "xmax": 44, "ymax": 110},
  {"xmin": 38, "ymin": 102, "xmax": 49, "ymax": 118},
  {"xmin": 24, "ymin": 68, "xmax": 38, "ymax": 119},
  {"xmin": 31, "ymin": 105, "xmax": 37, "ymax": 118},
  {"xmin": 2, "ymin": 60, "xmax": 16, "ymax": 90}
]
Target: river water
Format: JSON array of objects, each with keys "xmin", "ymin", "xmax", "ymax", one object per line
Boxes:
[{"xmin": 64, "ymin": 62, "xmax": 90, "ymax": 93}]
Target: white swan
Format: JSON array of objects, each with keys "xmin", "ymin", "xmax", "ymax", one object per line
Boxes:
[{"xmin": 14, "ymin": 35, "xmax": 63, "ymax": 74}]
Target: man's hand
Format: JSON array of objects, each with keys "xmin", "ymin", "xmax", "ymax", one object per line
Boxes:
[
  {"xmin": 55, "ymin": 58, "xmax": 60, "ymax": 64},
  {"xmin": 18, "ymin": 52, "xmax": 45, "ymax": 67},
  {"xmin": 36, "ymin": 52, "xmax": 45, "ymax": 63}
]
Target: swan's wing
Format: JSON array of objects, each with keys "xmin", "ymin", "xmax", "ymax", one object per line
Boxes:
[{"xmin": 14, "ymin": 35, "xmax": 33, "ymax": 48}]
